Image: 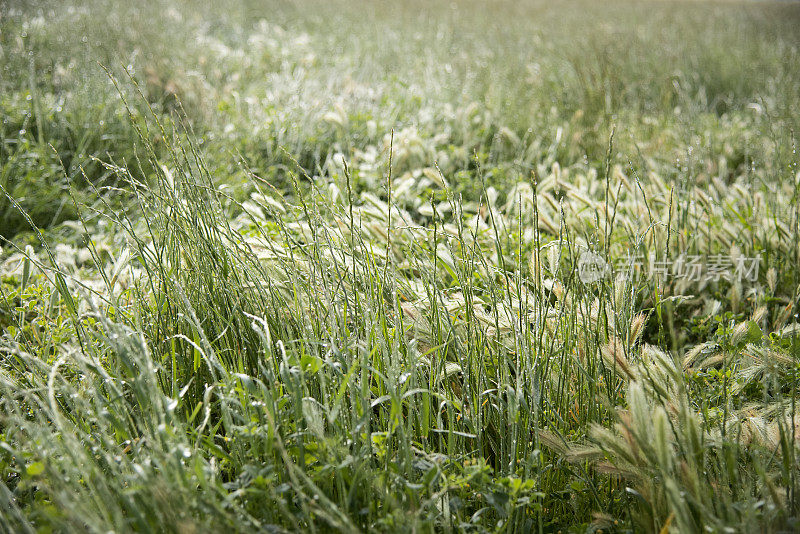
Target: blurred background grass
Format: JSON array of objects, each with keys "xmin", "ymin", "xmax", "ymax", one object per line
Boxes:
[{"xmin": 3, "ymin": 0, "xmax": 799, "ymax": 237}]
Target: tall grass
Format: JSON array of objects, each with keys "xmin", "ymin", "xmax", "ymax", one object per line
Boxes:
[{"xmin": 1, "ymin": 0, "xmax": 800, "ymax": 531}]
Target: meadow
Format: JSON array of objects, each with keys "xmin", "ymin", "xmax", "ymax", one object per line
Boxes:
[{"xmin": 1, "ymin": 0, "xmax": 800, "ymax": 531}]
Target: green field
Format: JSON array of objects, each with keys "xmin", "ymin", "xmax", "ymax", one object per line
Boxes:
[{"xmin": 2, "ymin": 0, "xmax": 800, "ymax": 531}]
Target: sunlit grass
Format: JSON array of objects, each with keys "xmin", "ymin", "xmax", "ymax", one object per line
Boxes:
[{"xmin": 1, "ymin": 0, "xmax": 799, "ymax": 531}]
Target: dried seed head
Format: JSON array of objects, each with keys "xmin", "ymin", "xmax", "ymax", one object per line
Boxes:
[
  {"xmin": 730, "ymin": 321, "xmax": 750, "ymax": 346},
  {"xmin": 529, "ymin": 248, "xmax": 542, "ymax": 285},
  {"xmin": 629, "ymin": 313, "xmax": 647, "ymax": 346},
  {"xmin": 548, "ymin": 244, "xmax": 560, "ymax": 273},
  {"xmin": 653, "ymin": 407, "xmax": 672, "ymax": 471},
  {"xmin": 613, "ymin": 274, "xmax": 628, "ymax": 312},
  {"xmin": 683, "ymin": 343, "xmax": 706, "ymax": 370},
  {"xmin": 601, "ymin": 337, "xmax": 635, "ymax": 380},
  {"xmin": 767, "ymin": 267, "xmax": 777, "ymax": 293},
  {"xmin": 751, "ymin": 305, "xmax": 767, "ymax": 326},
  {"xmin": 537, "ymin": 428, "xmax": 568, "ymax": 454},
  {"xmin": 728, "ymin": 282, "xmax": 741, "ymax": 314}
]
